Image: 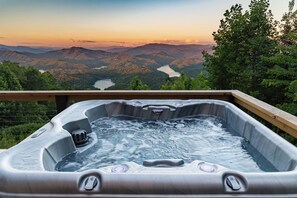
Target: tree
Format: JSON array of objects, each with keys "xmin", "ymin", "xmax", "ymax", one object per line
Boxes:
[
  {"xmin": 246, "ymin": 0, "xmax": 278, "ymax": 97},
  {"xmin": 2, "ymin": 61, "xmax": 63, "ymax": 90},
  {"xmin": 0, "ymin": 62, "xmax": 61, "ymax": 131},
  {"xmin": 192, "ymin": 73, "xmax": 211, "ymax": 90},
  {"xmin": 262, "ymin": 0, "xmax": 297, "ymax": 115},
  {"xmin": 23, "ymin": 66, "xmax": 46, "ymax": 90},
  {"xmin": 161, "ymin": 72, "xmax": 191, "ymax": 90},
  {"xmin": 0, "ymin": 123, "xmax": 43, "ymax": 149},
  {"xmin": 279, "ymin": 0, "xmax": 297, "ymax": 46},
  {"xmin": 23, "ymin": 67, "xmax": 61, "ymax": 90},
  {"xmin": 41, "ymin": 71, "xmax": 61, "ymax": 90},
  {"xmin": 203, "ymin": 0, "xmax": 277, "ymax": 98},
  {"xmin": 0, "ymin": 61, "xmax": 68, "ymax": 148},
  {"xmin": 161, "ymin": 72, "xmax": 210, "ymax": 90},
  {"xmin": 0, "ymin": 63, "xmax": 22, "ymax": 90},
  {"xmin": 203, "ymin": 4, "xmax": 249, "ymax": 90},
  {"xmin": 129, "ymin": 76, "xmax": 150, "ymax": 90}
]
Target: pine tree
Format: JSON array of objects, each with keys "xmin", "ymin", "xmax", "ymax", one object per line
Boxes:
[
  {"xmin": 203, "ymin": 0, "xmax": 277, "ymax": 97},
  {"xmin": 280, "ymin": 0, "xmax": 297, "ymax": 46},
  {"xmin": 161, "ymin": 72, "xmax": 210, "ymax": 90},
  {"xmin": 0, "ymin": 62, "xmax": 22, "ymax": 90},
  {"xmin": 262, "ymin": 0, "xmax": 297, "ymax": 115},
  {"xmin": 203, "ymin": 4, "xmax": 249, "ymax": 90},
  {"xmin": 246, "ymin": 0, "xmax": 278, "ymax": 97},
  {"xmin": 129, "ymin": 76, "xmax": 150, "ymax": 90},
  {"xmin": 192, "ymin": 73, "xmax": 211, "ymax": 90}
]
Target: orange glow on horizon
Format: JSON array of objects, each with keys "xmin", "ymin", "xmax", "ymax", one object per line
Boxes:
[
  {"xmin": 0, "ymin": 0, "xmax": 288, "ymax": 48},
  {"xmin": 0, "ymin": 35, "xmax": 214, "ymax": 48}
]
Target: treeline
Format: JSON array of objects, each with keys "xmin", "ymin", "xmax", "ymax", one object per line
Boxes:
[
  {"xmin": 0, "ymin": 61, "xmax": 67, "ymax": 148},
  {"xmin": 129, "ymin": 72, "xmax": 210, "ymax": 91},
  {"xmin": 204, "ymin": 0, "xmax": 297, "ymax": 115}
]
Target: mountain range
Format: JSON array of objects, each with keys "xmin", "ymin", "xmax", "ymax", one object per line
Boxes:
[
  {"xmin": 0, "ymin": 44, "xmax": 57, "ymax": 54},
  {"xmin": 0, "ymin": 43, "xmax": 212, "ymax": 86}
]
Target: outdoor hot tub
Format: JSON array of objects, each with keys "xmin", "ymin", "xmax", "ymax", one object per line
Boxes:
[{"xmin": 0, "ymin": 100, "xmax": 297, "ymax": 198}]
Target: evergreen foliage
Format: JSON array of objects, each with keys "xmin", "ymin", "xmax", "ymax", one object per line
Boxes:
[
  {"xmin": 0, "ymin": 123, "xmax": 43, "ymax": 149},
  {"xmin": 203, "ymin": 0, "xmax": 278, "ymax": 98},
  {"xmin": 0, "ymin": 63, "xmax": 22, "ymax": 90},
  {"xmin": 161, "ymin": 72, "xmax": 210, "ymax": 90},
  {"xmin": 203, "ymin": 0, "xmax": 297, "ymax": 117},
  {"xmin": 261, "ymin": 0, "xmax": 297, "ymax": 115},
  {"xmin": 0, "ymin": 61, "xmax": 65, "ymax": 148},
  {"xmin": 129, "ymin": 76, "xmax": 150, "ymax": 90}
]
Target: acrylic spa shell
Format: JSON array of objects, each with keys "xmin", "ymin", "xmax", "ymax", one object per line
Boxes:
[{"xmin": 0, "ymin": 100, "xmax": 297, "ymax": 198}]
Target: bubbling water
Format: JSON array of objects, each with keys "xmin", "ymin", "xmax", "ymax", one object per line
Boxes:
[{"xmin": 56, "ymin": 116, "xmax": 277, "ymax": 172}]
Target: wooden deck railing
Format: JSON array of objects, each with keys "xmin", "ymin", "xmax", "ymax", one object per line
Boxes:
[{"xmin": 0, "ymin": 90, "xmax": 296, "ymax": 139}]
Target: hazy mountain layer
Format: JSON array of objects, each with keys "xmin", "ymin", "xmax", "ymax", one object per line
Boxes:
[{"xmin": 0, "ymin": 43, "xmax": 212, "ymax": 81}]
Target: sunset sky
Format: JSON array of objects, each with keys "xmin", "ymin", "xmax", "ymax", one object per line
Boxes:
[{"xmin": 0, "ymin": 0, "xmax": 290, "ymax": 48}]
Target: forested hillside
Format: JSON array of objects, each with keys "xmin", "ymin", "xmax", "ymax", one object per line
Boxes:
[
  {"xmin": 0, "ymin": 44, "xmax": 210, "ymax": 88},
  {"xmin": 0, "ymin": 61, "xmax": 68, "ymax": 148}
]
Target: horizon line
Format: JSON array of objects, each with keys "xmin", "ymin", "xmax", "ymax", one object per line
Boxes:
[{"xmin": 0, "ymin": 42, "xmax": 215, "ymax": 49}]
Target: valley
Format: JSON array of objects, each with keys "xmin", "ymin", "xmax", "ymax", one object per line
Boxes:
[{"xmin": 0, "ymin": 43, "xmax": 212, "ymax": 89}]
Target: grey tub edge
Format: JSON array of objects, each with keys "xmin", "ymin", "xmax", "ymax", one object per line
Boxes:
[{"xmin": 0, "ymin": 99, "xmax": 297, "ymax": 197}]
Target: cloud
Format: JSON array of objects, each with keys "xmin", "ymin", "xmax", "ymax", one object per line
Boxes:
[
  {"xmin": 78, "ymin": 40, "xmax": 97, "ymax": 43},
  {"xmin": 0, "ymin": 36, "xmax": 5, "ymax": 39},
  {"xmin": 70, "ymin": 38, "xmax": 97, "ymax": 43},
  {"xmin": 106, "ymin": 41, "xmax": 148, "ymax": 47},
  {"xmin": 18, "ymin": 42, "xmax": 42, "ymax": 45},
  {"xmin": 152, "ymin": 39, "xmax": 200, "ymax": 45},
  {"xmin": 107, "ymin": 41, "xmax": 127, "ymax": 44}
]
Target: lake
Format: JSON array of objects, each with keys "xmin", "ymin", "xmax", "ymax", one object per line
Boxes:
[
  {"xmin": 92, "ymin": 66, "xmax": 107, "ymax": 70},
  {"xmin": 93, "ymin": 79, "xmax": 115, "ymax": 90},
  {"xmin": 157, "ymin": 65, "xmax": 180, "ymax": 77}
]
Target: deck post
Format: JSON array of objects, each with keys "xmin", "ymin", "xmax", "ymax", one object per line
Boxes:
[{"xmin": 55, "ymin": 95, "xmax": 68, "ymax": 113}]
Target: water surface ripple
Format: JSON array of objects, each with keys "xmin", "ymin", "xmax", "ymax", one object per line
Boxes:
[{"xmin": 56, "ymin": 116, "xmax": 276, "ymax": 172}]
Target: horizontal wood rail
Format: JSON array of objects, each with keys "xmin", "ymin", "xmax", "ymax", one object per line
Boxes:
[
  {"xmin": 232, "ymin": 91, "xmax": 297, "ymax": 139},
  {"xmin": 0, "ymin": 90, "xmax": 233, "ymax": 101},
  {"xmin": 0, "ymin": 90, "xmax": 296, "ymax": 139}
]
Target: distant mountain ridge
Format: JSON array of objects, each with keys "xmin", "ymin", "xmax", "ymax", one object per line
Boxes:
[
  {"xmin": 125, "ymin": 43, "xmax": 211, "ymax": 58},
  {"xmin": 40, "ymin": 47, "xmax": 110, "ymax": 60},
  {"xmin": 0, "ymin": 44, "xmax": 58, "ymax": 54},
  {"xmin": 0, "ymin": 43, "xmax": 212, "ymax": 80}
]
